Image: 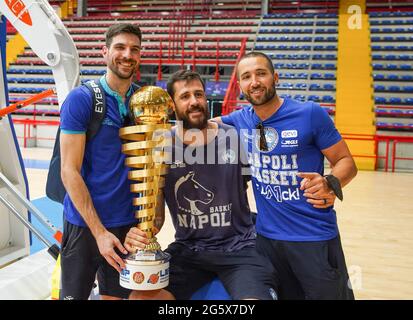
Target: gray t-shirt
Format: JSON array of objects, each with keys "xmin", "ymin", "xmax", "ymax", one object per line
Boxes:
[{"xmin": 164, "ymin": 123, "xmax": 256, "ymax": 252}]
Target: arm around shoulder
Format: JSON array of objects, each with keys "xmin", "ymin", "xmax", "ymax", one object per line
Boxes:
[{"xmin": 211, "ymin": 116, "xmax": 222, "ymax": 123}]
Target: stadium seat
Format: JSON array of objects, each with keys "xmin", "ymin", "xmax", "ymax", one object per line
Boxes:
[
  {"xmin": 375, "ymin": 108, "xmax": 387, "ymax": 116},
  {"xmin": 315, "ymin": 28, "xmax": 337, "ymax": 34},
  {"xmin": 397, "ymin": 46, "xmax": 411, "ymax": 51},
  {"xmin": 399, "ymin": 55, "xmax": 412, "ymax": 61},
  {"xmin": 376, "ymin": 121, "xmax": 387, "ymax": 129},
  {"xmin": 310, "ymin": 73, "xmax": 322, "ymax": 79},
  {"xmin": 373, "ymin": 74, "xmax": 385, "ymax": 80},
  {"xmin": 309, "ymin": 84, "xmax": 320, "ymax": 90},
  {"xmin": 403, "ymin": 75, "xmax": 413, "ymax": 81},
  {"xmin": 388, "ymin": 86, "xmax": 401, "ymax": 92},
  {"xmin": 324, "ymin": 73, "xmax": 336, "ymax": 80},
  {"xmin": 324, "ymin": 63, "xmax": 336, "ymax": 69},
  {"xmin": 405, "ymin": 98, "xmax": 413, "ymax": 105},
  {"xmin": 388, "ymin": 74, "xmax": 399, "ymax": 81},
  {"xmin": 295, "ymin": 83, "xmax": 307, "ymax": 90},
  {"xmin": 279, "ymin": 83, "xmax": 293, "ymax": 89},
  {"xmin": 308, "ymin": 95, "xmax": 321, "ymax": 102},
  {"xmin": 389, "ymin": 97, "xmax": 402, "ymax": 105},
  {"xmin": 390, "ymin": 110, "xmax": 405, "ymax": 117},
  {"xmin": 375, "ymin": 97, "xmax": 387, "ymax": 104},
  {"xmin": 294, "ymin": 94, "xmax": 306, "ymax": 102},
  {"xmin": 323, "ymin": 84, "xmax": 335, "ymax": 91},
  {"xmin": 279, "ymin": 94, "xmax": 292, "ymax": 99},
  {"xmin": 393, "ymin": 123, "xmax": 408, "ymax": 130},
  {"xmin": 395, "ymin": 36, "xmax": 409, "ymax": 41},
  {"xmin": 322, "ymin": 95, "xmax": 335, "ymax": 103}
]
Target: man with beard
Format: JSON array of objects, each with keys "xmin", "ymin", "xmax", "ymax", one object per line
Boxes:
[
  {"xmin": 214, "ymin": 51, "xmax": 358, "ymax": 300},
  {"xmin": 126, "ymin": 70, "xmax": 277, "ymax": 300},
  {"xmin": 59, "ymin": 23, "xmax": 142, "ymax": 300}
]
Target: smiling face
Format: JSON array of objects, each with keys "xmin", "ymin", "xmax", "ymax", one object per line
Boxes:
[
  {"xmin": 237, "ymin": 56, "xmax": 278, "ymax": 107},
  {"xmin": 172, "ymin": 79, "xmax": 209, "ymax": 130},
  {"xmin": 102, "ymin": 32, "xmax": 141, "ymax": 80}
]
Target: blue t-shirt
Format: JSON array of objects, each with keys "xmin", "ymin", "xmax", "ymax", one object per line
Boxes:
[
  {"xmin": 59, "ymin": 76, "xmax": 137, "ymax": 228},
  {"xmin": 222, "ymin": 98, "xmax": 342, "ymax": 241},
  {"xmin": 163, "ymin": 124, "xmax": 256, "ymax": 251}
]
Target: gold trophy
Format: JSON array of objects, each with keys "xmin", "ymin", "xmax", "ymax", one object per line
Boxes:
[{"xmin": 119, "ymin": 86, "xmax": 173, "ymax": 291}]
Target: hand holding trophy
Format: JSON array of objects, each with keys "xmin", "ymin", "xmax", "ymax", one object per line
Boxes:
[{"xmin": 119, "ymin": 86, "xmax": 173, "ymax": 291}]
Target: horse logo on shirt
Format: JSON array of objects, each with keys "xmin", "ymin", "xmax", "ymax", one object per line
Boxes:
[{"xmin": 175, "ymin": 171, "xmax": 214, "ymax": 215}]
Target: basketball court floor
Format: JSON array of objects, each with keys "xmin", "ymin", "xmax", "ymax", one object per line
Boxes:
[{"xmin": 20, "ymin": 147, "xmax": 413, "ymax": 300}]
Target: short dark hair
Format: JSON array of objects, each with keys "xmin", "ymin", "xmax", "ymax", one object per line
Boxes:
[
  {"xmin": 105, "ymin": 23, "xmax": 142, "ymax": 47},
  {"xmin": 166, "ymin": 70, "xmax": 206, "ymax": 99},
  {"xmin": 236, "ymin": 51, "xmax": 275, "ymax": 79}
]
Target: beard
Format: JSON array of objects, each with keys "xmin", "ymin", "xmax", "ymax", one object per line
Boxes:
[
  {"xmin": 108, "ymin": 59, "xmax": 137, "ymax": 80},
  {"xmin": 175, "ymin": 104, "xmax": 209, "ymax": 130},
  {"xmin": 243, "ymin": 85, "xmax": 276, "ymax": 106}
]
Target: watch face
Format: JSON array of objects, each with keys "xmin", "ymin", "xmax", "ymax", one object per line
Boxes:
[{"xmin": 328, "ymin": 175, "xmax": 338, "ymax": 186}]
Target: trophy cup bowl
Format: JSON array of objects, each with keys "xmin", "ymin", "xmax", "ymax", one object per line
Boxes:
[{"xmin": 119, "ymin": 86, "xmax": 173, "ymax": 291}]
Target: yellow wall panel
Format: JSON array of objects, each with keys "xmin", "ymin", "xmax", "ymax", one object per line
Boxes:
[{"xmin": 336, "ymin": 0, "xmax": 376, "ymax": 169}]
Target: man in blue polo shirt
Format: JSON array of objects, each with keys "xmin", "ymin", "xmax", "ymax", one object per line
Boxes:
[
  {"xmin": 214, "ymin": 51, "xmax": 358, "ymax": 299},
  {"xmin": 59, "ymin": 23, "xmax": 142, "ymax": 300}
]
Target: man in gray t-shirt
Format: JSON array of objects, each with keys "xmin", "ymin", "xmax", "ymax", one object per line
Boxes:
[{"xmin": 125, "ymin": 70, "xmax": 277, "ymax": 300}]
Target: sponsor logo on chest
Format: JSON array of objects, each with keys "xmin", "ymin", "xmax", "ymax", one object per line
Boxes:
[{"xmin": 281, "ymin": 129, "xmax": 299, "ymax": 148}]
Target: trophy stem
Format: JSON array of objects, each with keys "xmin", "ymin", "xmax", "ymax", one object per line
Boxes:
[
  {"xmin": 140, "ymin": 130, "xmax": 163, "ymax": 240},
  {"xmin": 119, "ymin": 116, "xmax": 172, "ymax": 291}
]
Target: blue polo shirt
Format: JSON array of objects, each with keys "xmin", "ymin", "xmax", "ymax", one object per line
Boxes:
[
  {"xmin": 222, "ymin": 98, "xmax": 342, "ymax": 241},
  {"xmin": 60, "ymin": 76, "xmax": 137, "ymax": 228}
]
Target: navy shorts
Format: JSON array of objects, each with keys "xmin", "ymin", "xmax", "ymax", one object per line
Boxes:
[
  {"xmin": 60, "ymin": 220, "xmax": 134, "ymax": 300},
  {"xmin": 164, "ymin": 242, "xmax": 278, "ymax": 300},
  {"xmin": 256, "ymin": 234, "xmax": 355, "ymax": 300}
]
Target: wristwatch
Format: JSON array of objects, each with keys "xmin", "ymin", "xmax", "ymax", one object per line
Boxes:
[{"xmin": 324, "ymin": 174, "xmax": 343, "ymax": 201}]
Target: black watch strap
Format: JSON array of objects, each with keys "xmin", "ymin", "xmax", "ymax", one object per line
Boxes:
[{"xmin": 324, "ymin": 174, "xmax": 343, "ymax": 201}]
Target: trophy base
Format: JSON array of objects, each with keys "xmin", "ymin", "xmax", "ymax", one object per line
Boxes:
[{"xmin": 120, "ymin": 249, "xmax": 171, "ymax": 291}]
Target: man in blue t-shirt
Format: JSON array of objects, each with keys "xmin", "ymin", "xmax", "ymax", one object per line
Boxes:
[
  {"xmin": 125, "ymin": 70, "xmax": 277, "ymax": 300},
  {"xmin": 214, "ymin": 51, "xmax": 358, "ymax": 300},
  {"xmin": 59, "ymin": 24, "xmax": 142, "ymax": 300}
]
